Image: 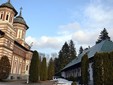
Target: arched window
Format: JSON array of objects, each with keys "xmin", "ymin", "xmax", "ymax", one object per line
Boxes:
[
  {"xmin": 9, "ymin": 16, "xmax": 12, "ymax": 22},
  {"xmin": 0, "ymin": 14, "xmax": 3, "ymax": 19},
  {"xmin": 17, "ymin": 29, "xmax": 22, "ymax": 39},
  {"xmin": 26, "ymin": 65, "xmax": 28, "ymax": 71},
  {"xmin": 0, "ymin": 12, "xmax": 4, "ymax": 19},
  {"xmin": 6, "ymin": 14, "xmax": 9, "ymax": 20}
]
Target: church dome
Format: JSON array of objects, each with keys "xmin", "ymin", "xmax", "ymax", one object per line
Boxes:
[
  {"xmin": 0, "ymin": 0, "xmax": 17, "ymax": 16},
  {"xmin": 14, "ymin": 8, "xmax": 29, "ymax": 29}
]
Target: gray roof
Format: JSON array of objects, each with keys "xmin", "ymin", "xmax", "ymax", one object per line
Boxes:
[
  {"xmin": 0, "ymin": 1, "xmax": 17, "ymax": 16},
  {"xmin": 62, "ymin": 40, "xmax": 113, "ymax": 71},
  {"xmin": 14, "ymin": 15, "xmax": 29, "ymax": 29}
]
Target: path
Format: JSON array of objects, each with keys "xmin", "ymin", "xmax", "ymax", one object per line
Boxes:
[{"xmin": 0, "ymin": 80, "xmax": 54, "ymax": 85}]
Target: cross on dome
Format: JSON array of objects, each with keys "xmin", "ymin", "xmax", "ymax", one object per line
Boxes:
[
  {"xmin": 19, "ymin": 7, "xmax": 23, "ymax": 17},
  {"xmin": 8, "ymin": 0, "xmax": 10, "ymax": 3}
]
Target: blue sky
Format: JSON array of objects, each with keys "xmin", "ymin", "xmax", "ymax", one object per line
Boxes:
[{"xmin": 0, "ymin": 0, "xmax": 113, "ymax": 55}]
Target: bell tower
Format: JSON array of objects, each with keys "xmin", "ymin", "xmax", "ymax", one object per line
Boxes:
[
  {"xmin": 0, "ymin": 0, "xmax": 17, "ymax": 39},
  {"xmin": 0, "ymin": 0, "xmax": 18, "ymax": 62},
  {"xmin": 13, "ymin": 7, "xmax": 29, "ymax": 45}
]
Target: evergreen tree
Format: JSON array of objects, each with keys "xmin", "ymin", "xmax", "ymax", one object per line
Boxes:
[
  {"xmin": 71, "ymin": 81, "xmax": 77, "ymax": 85},
  {"xmin": 103, "ymin": 52, "xmax": 113, "ymax": 85},
  {"xmin": 0, "ymin": 56, "xmax": 11, "ymax": 80},
  {"xmin": 79, "ymin": 46, "xmax": 83, "ymax": 54},
  {"xmin": 59, "ymin": 42, "xmax": 70, "ymax": 70},
  {"xmin": 54, "ymin": 42, "xmax": 69, "ymax": 74},
  {"xmin": 109, "ymin": 52, "xmax": 113, "ymax": 85},
  {"xmin": 55, "ymin": 41, "xmax": 77, "ymax": 74},
  {"xmin": 54, "ymin": 57, "xmax": 60, "ymax": 74},
  {"xmin": 93, "ymin": 53, "xmax": 104, "ymax": 85},
  {"xmin": 93, "ymin": 52, "xmax": 113, "ymax": 85},
  {"xmin": 96, "ymin": 28, "xmax": 110, "ymax": 44},
  {"xmin": 103, "ymin": 53, "xmax": 108, "ymax": 84},
  {"xmin": 81, "ymin": 54, "xmax": 89, "ymax": 85},
  {"xmin": 48, "ymin": 58, "xmax": 54, "ymax": 80},
  {"xmin": 29, "ymin": 51, "xmax": 40, "ymax": 82},
  {"xmin": 40, "ymin": 57, "xmax": 47, "ymax": 81},
  {"xmin": 69, "ymin": 40, "xmax": 77, "ymax": 61}
]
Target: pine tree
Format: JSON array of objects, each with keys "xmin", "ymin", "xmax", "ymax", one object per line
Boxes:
[
  {"xmin": 59, "ymin": 42, "xmax": 70, "ymax": 70},
  {"xmin": 48, "ymin": 58, "xmax": 54, "ymax": 80},
  {"xmin": 54, "ymin": 57, "xmax": 60, "ymax": 74},
  {"xmin": 96, "ymin": 28, "xmax": 110, "ymax": 44},
  {"xmin": 69, "ymin": 40, "xmax": 77, "ymax": 62},
  {"xmin": 55, "ymin": 41, "xmax": 77, "ymax": 74},
  {"xmin": 29, "ymin": 51, "xmax": 40, "ymax": 82},
  {"xmin": 0, "ymin": 56, "xmax": 11, "ymax": 80},
  {"xmin": 40, "ymin": 57, "xmax": 47, "ymax": 81},
  {"xmin": 81, "ymin": 54, "xmax": 89, "ymax": 85},
  {"xmin": 79, "ymin": 46, "xmax": 83, "ymax": 54}
]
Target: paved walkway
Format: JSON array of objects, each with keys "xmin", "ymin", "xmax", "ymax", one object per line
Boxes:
[{"xmin": 0, "ymin": 80, "xmax": 54, "ymax": 85}]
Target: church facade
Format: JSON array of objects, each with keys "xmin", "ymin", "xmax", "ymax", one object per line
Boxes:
[{"xmin": 0, "ymin": 1, "xmax": 32, "ymax": 79}]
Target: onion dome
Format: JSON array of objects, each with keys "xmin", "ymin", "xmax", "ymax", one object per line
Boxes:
[
  {"xmin": 14, "ymin": 7, "xmax": 29, "ymax": 29},
  {"xmin": 0, "ymin": 0, "xmax": 17, "ymax": 16}
]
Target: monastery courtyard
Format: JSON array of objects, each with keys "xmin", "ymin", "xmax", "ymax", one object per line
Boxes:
[{"xmin": 0, "ymin": 80, "xmax": 54, "ymax": 85}]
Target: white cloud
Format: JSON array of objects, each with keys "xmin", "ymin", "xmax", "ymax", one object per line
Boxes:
[
  {"xmin": 108, "ymin": 29, "xmax": 113, "ymax": 40},
  {"xmin": 85, "ymin": 4, "xmax": 113, "ymax": 24},
  {"xmin": 59, "ymin": 22, "xmax": 81, "ymax": 31},
  {"xmin": 58, "ymin": 22, "xmax": 81, "ymax": 35},
  {"xmin": 83, "ymin": 0, "xmax": 113, "ymax": 29},
  {"xmin": 25, "ymin": 28, "xmax": 101, "ymax": 54},
  {"xmin": 25, "ymin": 35, "xmax": 71, "ymax": 54},
  {"xmin": 26, "ymin": 0, "xmax": 113, "ymax": 55}
]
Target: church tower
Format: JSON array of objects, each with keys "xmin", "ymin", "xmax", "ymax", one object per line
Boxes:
[
  {"xmin": 0, "ymin": 0, "xmax": 17, "ymax": 58},
  {"xmin": 0, "ymin": 0, "xmax": 17, "ymax": 39},
  {"xmin": 13, "ymin": 7, "xmax": 29, "ymax": 45}
]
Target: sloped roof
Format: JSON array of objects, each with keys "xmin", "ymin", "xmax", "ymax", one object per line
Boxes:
[
  {"xmin": 0, "ymin": 1, "xmax": 17, "ymax": 16},
  {"xmin": 62, "ymin": 40, "xmax": 113, "ymax": 71},
  {"xmin": 13, "ymin": 9, "xmax": 29, "ymax": 29},
  {"xmin": 14, "ymin": 16, "xmax": 29, "ymax": 29}
]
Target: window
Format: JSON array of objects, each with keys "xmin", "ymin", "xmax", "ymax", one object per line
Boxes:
[
  {"xmin": 0, "ymin": 14, "xmax": 3, "ymax": 19},
  {"xmin": 26, "ymin": 65, "xmax": 28, "ymax": 71},
  {"xmin": 6, "ymin": 15, "xmax": 9, "ymax": 20},
  {"xmin": 9, "ymin": 14, "xmax": 13, "ymax": 23},
  {"xmin": 0, "ymin": 12, "xmax": 4, "ymax": 19},
  {"xmin": 22, "ymin": 32, "xmax": 25, "ymax": 39},
  {"xmin": 9, "ymin": 16, "xmax": 12, "ymax": 22},
  {"xmin": 10, "ymin": 76, "xmax": 14, "ymax": 79},
  {"xmin": 17, "ymin": 29, "xmax": 23, "ymax": 39}
]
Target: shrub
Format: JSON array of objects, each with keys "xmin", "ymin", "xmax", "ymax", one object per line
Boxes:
[
  {"xmin": 71, "ymin": 81, "xmax": 77, "ymax": 85},
  {"xmin": 67, "ymin": 76, "xmax": 76, "ymax": 81},
  {"xmin": 0, "ymin": 56, "xmax": 11, "ymax": 80}
]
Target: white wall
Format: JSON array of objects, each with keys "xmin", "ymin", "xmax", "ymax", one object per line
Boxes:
[
  {"xmin": 61, "ymin": 71, "xmax": 66, "ymax": 78},
  {"xmin": 89, "ymin": 62, "xmax": 93, "ymax": 80}
]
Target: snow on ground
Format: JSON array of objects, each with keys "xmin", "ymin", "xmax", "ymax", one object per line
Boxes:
[{"xmin": 52, "ymin": 78, "xmax": 72, "ymax": 85}]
